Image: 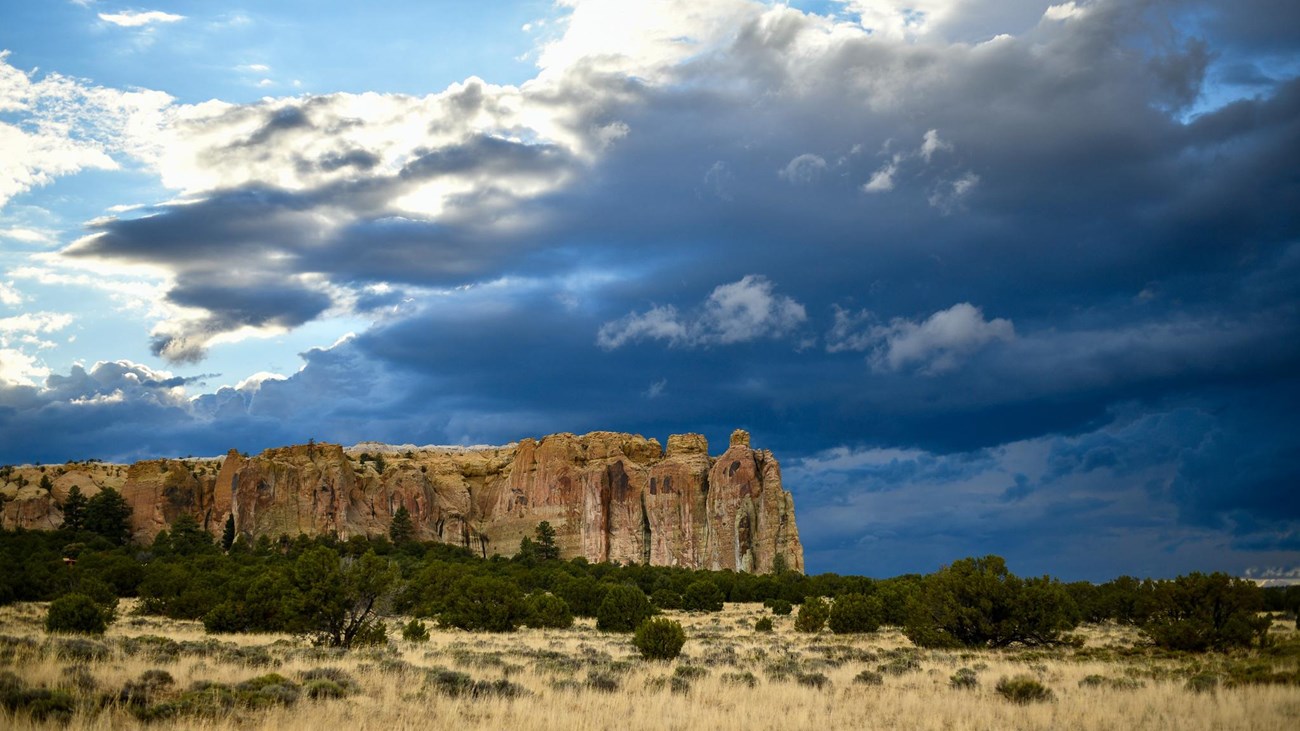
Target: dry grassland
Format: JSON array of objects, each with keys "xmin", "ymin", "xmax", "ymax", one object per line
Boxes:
[{"xmin": 2, "ymin": 601, "xmax": 1298, "ymax": 730}]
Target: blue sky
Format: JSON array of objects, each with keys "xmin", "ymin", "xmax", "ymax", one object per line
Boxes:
[{"xmin": 1, "ymin": 0, "xmax": 1298, "ymax": 581}]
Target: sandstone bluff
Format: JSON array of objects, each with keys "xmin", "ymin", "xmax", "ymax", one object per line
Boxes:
[{"xmin": 1, "ymin": 430, "xmax": 804, "ymax": 573}]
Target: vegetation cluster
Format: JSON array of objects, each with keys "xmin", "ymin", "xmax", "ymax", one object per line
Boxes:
[{"xmin": 0, "ymin": 504, "xmax": 1293, "ymax": 657}]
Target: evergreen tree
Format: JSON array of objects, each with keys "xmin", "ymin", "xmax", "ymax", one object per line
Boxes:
[
  {"xmin": 290, "ymin": 547, "xmax": 399, "ymax": 647},
  {"xmin": 516, "ymin": 535, "xmax": 538, "ymax": 563},
  {"xmin": 389, "ymin": 505, "xmax": 415, "ymax": 545},
  {"xmin": 39, "ymin": 474, "xmax": 53, "ymax": 492},
  {"xmin": 441, "ymin": 576, "xmax": 527, "ymax": 632},
  {"xmin": 535, "ymin": 521, "xmax": 559, "ymax": 561},
  {"xmin": 596, "ymin": 584, "xmax": 654, "ymax": 632},
  {"xmin": 795, "ymin": 596, "xmax": 830, "ymax": 633},
  {"xmin": 61, "ymin": 485, "xmax": 87, "ymax": 532},
  {"xmin": 83, "ymin": 487, "xmax": 132, "ymax": 545},
  {"xmin": 163, "ymin": 514, "xmax": 216, "ymax": 556},
  {"xmin": 904, "ymin": 555, "xmax": 1078, "ymax": 648}
]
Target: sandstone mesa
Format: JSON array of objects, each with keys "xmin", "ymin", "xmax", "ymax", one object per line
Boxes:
[{"xmin": 1, "ymin": 429, "xmax": 804, "ymax": 573}]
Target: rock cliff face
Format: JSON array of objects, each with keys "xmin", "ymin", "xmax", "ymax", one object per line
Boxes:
[{"xmin": 0, "ymin": 430, "xmax": 804, "ymax": 573}]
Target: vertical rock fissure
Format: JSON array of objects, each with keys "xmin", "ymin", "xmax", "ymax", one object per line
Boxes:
[{"xmin": 640, "ymin": 492, "xmax": 652, "ymax": 565}]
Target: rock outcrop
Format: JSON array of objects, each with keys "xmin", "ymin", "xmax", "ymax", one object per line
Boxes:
[{"xmin": 0, "ymin": 430, "xmax": 803, "ymax": 573}]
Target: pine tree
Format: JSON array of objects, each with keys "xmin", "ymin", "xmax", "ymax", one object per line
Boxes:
[
  {"xmin": 61, "ymin": 485, "xmax": 87, "ymax": 531},
  {"xmin": 389, "ymin": 505, "xmax": 415, "ymax": 546},
  {"xmin": 535, "ymin": 521, "xmax": 560, "ymax": 561},
  {"xmin": 83, "ymin": 487, "xmax": 132, "ymax": 545}
]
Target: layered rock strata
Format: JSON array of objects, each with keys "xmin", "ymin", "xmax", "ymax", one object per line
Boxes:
[{"xmin": 0, "ymin": 430, "xmax": 803, "ymax": 573}]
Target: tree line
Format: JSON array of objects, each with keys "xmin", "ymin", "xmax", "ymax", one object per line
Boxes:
[{"xmin": 3, "ymin": 493, "xmax": 1293, "ymax": 653}]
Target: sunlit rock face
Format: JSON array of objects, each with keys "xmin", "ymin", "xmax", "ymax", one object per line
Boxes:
[{"xmin": 1, "ymin": 430, "xmax": 804, "ymax": 573}]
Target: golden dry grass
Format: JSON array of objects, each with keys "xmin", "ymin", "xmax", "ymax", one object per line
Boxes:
[{"xmin": 3, "ymin": 601, "xmax": 1298, "ymax": 730}]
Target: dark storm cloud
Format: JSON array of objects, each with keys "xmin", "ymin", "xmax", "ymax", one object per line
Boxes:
[
  {"xmin": 232, "ymin": 106, "xmax": 315, "ymax": 149},
  {"xmin": 11, "ymin": 0, "xmax": 1299, "ymax": 577},
  {"xmin": 400, "ymin": 134, "xmax": 572, "ymax": 179}
]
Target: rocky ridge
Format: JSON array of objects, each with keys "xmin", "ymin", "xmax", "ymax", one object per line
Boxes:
[{"xmin": 0, "ymin": 429, "xmax": 803, "ymax": 573}]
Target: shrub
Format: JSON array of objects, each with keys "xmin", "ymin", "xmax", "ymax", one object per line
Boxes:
[
  {"xmin": 796, "ymin": 672, "xmax": 830, "ymax": 689},
  {"xmin": 585, "ymin": 670, "xmax": 620, "ymax": 693},
  {"xmin": 203, "ymin": 602, "xmax": 245, "ymax": 633},
  {"xmin": 401, "ymin": 619, "xmax": 430, "ymax": 642},
  {"xmin": 794, "ymin": 596, "xmax": 829, "ymax": 633},
  {"xmin": 0, "ymin": 672, "xmax": 76, "ymax": 723},
  {"xmin": 1144, "ymin": 573, "xmax": 1270, "ymax": 651},
  {"xmin": 905, "ymin": 556, "xmax": 1078, "ymax": 648},
  {"xmin": 995, "ymin": 675, "xmax": 1054, "ymax": 704},
  {"xmin": 424, "ymin": 667, "xmax": 527, "ymax": 698},
  {"xmin": 1185, "ymin": 673, "xmax": 1219, "ymax": 694},
  {"xmin": 633, "ymin": 617, "xmax": 686, "ymax": 660},
  {"xmin": 553, "ymin": 576, "xmax": 607, "ymax": 617},
  {"xmin": 682, "ymin": 580, "xmax": 725, "ymax": 612},
  {"xmin": 754, "ymin": 616, "xmax": 774, "ymax": 632},
  {"xmin": 304, "ymin": 678, "xmax": 348, "ymax": 699},
  {"xmin": 828, "ymin": 593, "xmax": 884, "ymax": 634},
  {"xmin": 673, "ymin": 664, "xmax": 707, "ymax": 679},
  {"xmin": 441, "ymin": 576, "xmax": 527, "ymax": 632},
  {"xmin": 49, "ymin": 637, "xmax": 109, "ymax": 661},
  {"xmin": 299, "ymin": 668, "xmax": 359, "ymax": 696},
  {"xmin": 764, "ymin": 598, "xmax": 793, "ymax": 616},
  {"xmin": 854, "ymin": 669, "xmax": 884, "ymax": 686},
  {"xmin": 950, "ymin": 668, "xmax": 979, "ymax": 689},
  {"xmin": 651, "ymin": 588, "xmax": 683, "ymax": 610},
  {"xmin": 46, "ymin": 593, "xmax": 111, "ymax": 635},
  {"xmin": 235, "ymin": 673, "xmax": 301, "ymax": 707},
  {"xmin": 1078, "ymin": 674, "xmax": 1108, "ymax": 688},
  {"xmin": 721, "ymin": 671, "xmax": 758, "ymax": 687},
  {"xmin": 596, "ymin": 584, "xmax": 654, "ymax": 632},
  {"xmin": 524, "ymin": 593, "xmax": 574, "ymax": 629}
]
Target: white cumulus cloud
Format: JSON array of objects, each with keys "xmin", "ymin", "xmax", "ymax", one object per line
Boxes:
[
  {"xmin": 779, "ymin": 153, "xmax": 828, "ymax": 184},
  {"xmin": 598, "ymin": 275, "xmax": 807, "ymax": 349},
  {"xmin": 827, "ymin": 302, "xmax": 1014, "ymax": 374},
  {"xmin": 97, "ymin": 10, "xmax": 185, "ymax": 27},
  {"xmin": 0, "ymin": 282, "xmax": 23, "ymax": 307}
]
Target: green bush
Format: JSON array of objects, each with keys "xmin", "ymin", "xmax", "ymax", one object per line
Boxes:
[
  {"xmin": 203, "ymin": 602, "xmax": 244, "ymax": 633},
  {"xmin": 45, "ymin": 593, "xmax": 111, "ymax": 635},
  {"xmin": 440, "ymin": 576, "xmax": 527, "ymax": 632},
  {"xmin": 1143, "ymin": 573, "xmax": 1270, "ymax": 651},
  {"xmin": 995, "ymin": 675, "xmax": 1054, "ymax": 704},
  {"xmin": 828, "ymin": 593, "xmax": 883, "ymax": 634},
  {"xmin": 651, "ymin": 588, "xmax": 683, "ymax": 610},
  {"xmin": 796, "ymin": 672, "xmax": 830, "ymax": 689},
  {"xmin": 950, "ymin": 668, "xmax": 979, "ymax": 689},
  {"xmin": 401, "ymin": 619, "xmax": 429, "ymax": 642},
  {"xmin": 853, "ymin": 669, "xmax": 884, "ymax": 686},
  {"xmin": 682, "ymin": 580, "xmax": 725, "ymax": 612},
  {"xmin": 633, "ymin": 617, "xmax": 686, "ymax": 660},
  {"xmin": 299, "ymin": 668, "xmax": 359, "ymax": 697},
  {"xmin": 794, "ymin": 596, "xmax": 829, "ymax": 633},
  {"xmin": 524, "ymin": 593, "xmax": 574, "ymax": 629},
  {"xmin": 764, "ymin": 598, "xmax": 793, "ymax": 615},
  {"xmin": 596, "ymin": 584, "xmax": 654, "ymax": 632},
  {"xmin": 553, "ymin": 576, "xmax": 608, "ymax": 617},
  {"xmin": 673, "ymin": 664, "xmax": 707, "ymax": 679},
  {"xmin": 754, "ymin": 616, "xmax": 774, "ymax": 632},
  {"xmin": 0, "ymin": 671, "xmax": 76, "ymax": 723},
  {"xmin": 904, "ymin": 556, "xmax": 1078, "ymax": 648}
]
